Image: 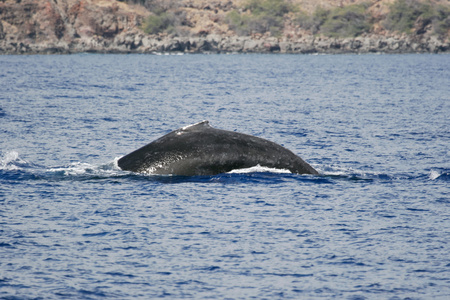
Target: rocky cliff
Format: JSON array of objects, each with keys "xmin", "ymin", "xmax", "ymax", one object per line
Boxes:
[{"xmin": 0, "ymin": 0, "xmax": 449, "ymax": 54}]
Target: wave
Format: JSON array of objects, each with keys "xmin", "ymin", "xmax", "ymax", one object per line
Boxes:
[
  {"xmin": 428, "ymin": 168, "xmax": 450, "ymax": 181},
  {"xmin": 315, "ymin": 165, "xmax": 449, "ymax": 182},
  {"xmin": 0, "ymin": 151, "xmax": 47, "ymax": 181},
  {"xmin": 46, "ymin": 159, "xmax": 121, "ymax": 177},
  {"xmin": 1, "ymin": 151, "xmax": 446, "ymax": 183},
  {"xmin": 0, "ymin": 151, "xmax": 123, "ymax": 182},
  {"xmin": 0, "ymin": 151, "xmax": 30, "ymax": 170}
]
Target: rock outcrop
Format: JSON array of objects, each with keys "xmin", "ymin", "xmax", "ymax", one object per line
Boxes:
[
  {"xmin": 0, "ymin": 0, "xmax": 147, "ymax": 54},
  {"xmin": 0, "ymin": 0, "xmax": 448, "ymax": 54}
]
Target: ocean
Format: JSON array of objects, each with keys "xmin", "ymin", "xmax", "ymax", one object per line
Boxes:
[{"xmin": 1, "ymin": 53, "xmax": 449, "ymax": 299}]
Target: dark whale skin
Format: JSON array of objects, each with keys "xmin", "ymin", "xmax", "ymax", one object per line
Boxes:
[{"xmin": 118, "ymin": 121, "xmax": 319, "ymax": 176}]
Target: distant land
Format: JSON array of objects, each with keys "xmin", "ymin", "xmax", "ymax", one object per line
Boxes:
[{"xmin": 1, "ymin": 0, "xmax": 449, "ymax": 54}]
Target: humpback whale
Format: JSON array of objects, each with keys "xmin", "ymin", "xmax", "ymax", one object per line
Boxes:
[{"xmin": 118, "ymin": 121, "xmax": 318, "ymax": 176}]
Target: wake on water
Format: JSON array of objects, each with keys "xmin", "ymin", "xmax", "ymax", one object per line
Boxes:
[{"xmin": 1, "ymin": 151, "xmax": 448, "ymax": 183}]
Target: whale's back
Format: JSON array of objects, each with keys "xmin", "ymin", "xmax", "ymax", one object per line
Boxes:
[{"xmin": 118, "ymin": 121, "xmax": 318, "ymax": 176}]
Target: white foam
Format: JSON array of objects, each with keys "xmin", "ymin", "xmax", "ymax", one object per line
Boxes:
[
  {"xmin": 429, "ymin": 170, "xmax": 441, "ymax": 180},
  {"xmin": 0, "ymin": 151, "xmax": 27, "ymax": 170},
  {"xmin": 154, "ymin": 52, "xmax": 184, "ymax": 56},
  {"xmin": 47, "ymin": 160, "xmax": 121, "ymax": 176},
  {"xmin": 48, "ymin": 162, "xmax": 96, "ymax": 175},
  {"xmin": 112, "ymin": 157, "xmax": 122, "ymax": 170},
  {"xmin": 314, "ymin": 165, "xmax": 348, "ymax": 176},
  {"xmin": 227, "ymin": 164, "xmax": 292, "ymax": 174}
]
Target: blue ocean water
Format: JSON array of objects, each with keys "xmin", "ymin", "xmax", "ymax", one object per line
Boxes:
[{"xmin": 0, "ymin": 53, "xmax": 449, "ymax": 299}]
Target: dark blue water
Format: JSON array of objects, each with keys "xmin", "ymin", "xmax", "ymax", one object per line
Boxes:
[{"xmin": 1, "ymin": 54, "xmax": 449, "ymax": 299}]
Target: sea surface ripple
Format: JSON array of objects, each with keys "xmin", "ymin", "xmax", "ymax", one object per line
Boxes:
[{"xmin": 1, "ymin": 54, "xmax": 449, "ymax": 299}]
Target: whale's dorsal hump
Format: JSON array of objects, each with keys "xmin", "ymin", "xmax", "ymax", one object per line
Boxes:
[{"xmin": 181, "ymin": 120, "xmax": 211, "ymax": 131}]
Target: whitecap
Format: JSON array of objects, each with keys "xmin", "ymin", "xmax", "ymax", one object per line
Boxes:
[
  {"xmin": 47, "ymin": 162, "xmax": 97, "ymax": 176},
  {"xmin": 429, "ymin": 170, "xmax": 441, "ymax": 180},
  {"xmin": 0, "ymin": 151, "xmax": 29, "ymax": 170},
  {"xmin": 428, "ymin": 169, "xmax": 449, "ymax": 181},
  {"xmin": 47, "ymin": 159, "xmax": 122, "ymax": 177}
]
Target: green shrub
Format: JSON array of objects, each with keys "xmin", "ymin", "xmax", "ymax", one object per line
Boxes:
[
  {"xmin": 126, "ymin": 0, "xmax": 182, "ymax": 35},
  {"xmin": 320, "ymin": 4, "xmax": 371, "ymax": 37},
  {"xmin": 142, "ymin": 12, "xmax": 175, "ymax": 35},
  {"xmin": 383, "ymin": 0, "xmax": 450, "ymax": 35},
  {"xmin": 432, "ymin": 4, "xmax": 450, "ymax": 35},
  {"xmin": 243, "ymin": 0, "xmax": 293, "ymax": 17},
  {"xmin": 227, "ymin": 0, "xmax": 294, "ymax": 36},
  {"xmin": 297, "ymin": 4, "xmax": 371, "ymax": 37},
  {"xmin": 227, "ymin": 11, "xmax": 251, "ymax": 36},
  {"xmin": 384, "ymin": 0, "xmax": 431, "ymax": 33},
  {"xmin": 296, "ymin": 7, "xmax": 330, "ymax": 34}
]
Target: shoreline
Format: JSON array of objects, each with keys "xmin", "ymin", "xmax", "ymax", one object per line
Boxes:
[
  {"xmin": 1, "ymin": 34, "xmax": 449, "ymax": 55},
  {"xmin": 1, "ymin": 0, "xmax": 449, "ymax": 56}
]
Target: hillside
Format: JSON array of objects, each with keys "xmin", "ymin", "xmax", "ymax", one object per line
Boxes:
[{"xmin": 0, "ymin": 0, "xmax": 449, "ymax": 54}]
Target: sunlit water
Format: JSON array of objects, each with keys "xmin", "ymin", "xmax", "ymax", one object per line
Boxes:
[{"xmin": 1, "ymin": 54, "xmax": 449, "ymax": 299}]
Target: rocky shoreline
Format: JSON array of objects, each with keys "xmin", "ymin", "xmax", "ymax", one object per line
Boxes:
[
  {"xmin": 4, "ymin": 33, "xmax": 449, "ymax": 55},
  {"xmin": 1, "ymin": 0, "xmax": 449, "ymax": 55}
]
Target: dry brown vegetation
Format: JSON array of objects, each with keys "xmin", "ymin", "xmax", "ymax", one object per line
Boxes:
[{"xmin": 122, "ymin": 0, "xmax": 449, "ymax": 38}]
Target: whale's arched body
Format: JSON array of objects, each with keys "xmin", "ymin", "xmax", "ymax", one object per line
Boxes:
[{"xmin": 118, "ymin": 121, "xmax": 318, "ymax": 176}]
